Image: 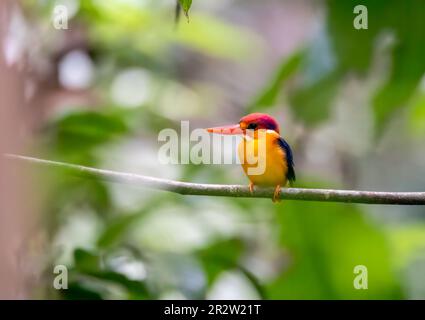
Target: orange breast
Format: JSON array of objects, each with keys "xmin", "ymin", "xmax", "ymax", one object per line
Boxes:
[{"xmin": 237, "ymin": 130, "xmax": 288, "ymax": 187}]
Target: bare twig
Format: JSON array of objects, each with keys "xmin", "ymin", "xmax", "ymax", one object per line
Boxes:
[{"xmin": 4, "ymin": 154, "xmax": 425, "ymax": 205}]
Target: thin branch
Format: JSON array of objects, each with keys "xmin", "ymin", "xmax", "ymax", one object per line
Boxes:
[{"xmin": 4, "ymin": 154, "xmax": 425, "ymax": 205}]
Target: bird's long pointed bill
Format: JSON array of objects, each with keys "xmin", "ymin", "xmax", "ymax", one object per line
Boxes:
[{"xmin": 206, "ymin": 124, "xmax": 243, "ymax": 135}]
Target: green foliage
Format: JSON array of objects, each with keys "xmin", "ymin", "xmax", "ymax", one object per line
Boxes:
[
  {"xmin": 97, "ymin": 214, "xmax": 143, "ymax": 249},
  {"xmin": 47, "ymin": 110, "xmax": 129, "ymax": 163},
  {"xmin": 409, "ymin": 92, "xmax": 425, "ymax": 136},
  {"xmin": 74, "ymin": 248, "xmax": 101, "ymax": 272},
  {"xmin": 290, "ymin": 71, "xmax": 341, "ymax": 125},
  {"xmin": 267, "ymin": 200, "xmax": 402, "ymax": 299},
  {"xmin": 179, "ymin": 0, "xmax": 193, "ymax": 20},
  {"xmin": 97, "ymin": 198, "xmax": 161, "ymax": 248},
  {"xmin": 76, "ymin": 0, "xmax": 256, "ymax": 61},
  {"xmin": 327, "ymin": 0, "xmax": 425, "ymax": 137},
  {"xmin": 196, "ymin": 239, "xmax": 244, "ymax": 285},
  {"xmin": 250, "ymin": 0, "xmax": 425, "ymax": 136},
  {"xmin": 26, "ymin": 0, "xmax": 425, "ymax": 300},
  {"xmin": 61, "ymin": 249, "xmax": 149, "ymax": 300},
  {"xmin": 249, "ymin": 52, "xmax": 304, "ymax": 111},
  {"xmin": 388, "ymin": 225, "xmax": 425, "ymax": 270}
]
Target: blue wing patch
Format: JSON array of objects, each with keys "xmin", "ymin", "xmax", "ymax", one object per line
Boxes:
[{"xmin": 277, "ymin": 137, "xmax": 296, "ymax": 185}]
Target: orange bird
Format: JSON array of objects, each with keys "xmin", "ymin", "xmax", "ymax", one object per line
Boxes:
[{"xmin": 206, "ymin": 113, "xmax": 295, "ymax": 202}]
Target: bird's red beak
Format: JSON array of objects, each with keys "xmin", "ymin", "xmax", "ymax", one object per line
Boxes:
[{"xmin": 206, "ymin": 124, "xmax": 243, "ymax": 135}]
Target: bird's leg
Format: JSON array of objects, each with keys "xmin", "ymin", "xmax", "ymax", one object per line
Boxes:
[
  {"xmin": 249, "ymin": 182, "xmax": 255, "ymax": 195},
  {"xmin": 272, "ymin": 185, "xmax": 281, "ymax": 203}
]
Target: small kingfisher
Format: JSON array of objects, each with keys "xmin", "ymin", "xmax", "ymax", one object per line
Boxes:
[{"xmin": 206, "ymin": 113, "xmax": 295, "ymax": 203}]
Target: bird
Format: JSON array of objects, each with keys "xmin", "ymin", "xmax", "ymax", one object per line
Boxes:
[{"xmin": 206, "ymin": 113, "xmax": 295, "ymax": 203}]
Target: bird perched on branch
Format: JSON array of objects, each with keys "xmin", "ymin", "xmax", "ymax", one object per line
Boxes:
[{"xmin": 206, "ymin": 113, "xmax": 295, "ymax": 202}]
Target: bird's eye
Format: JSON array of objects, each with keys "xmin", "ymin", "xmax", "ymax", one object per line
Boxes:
[{"xmin": 247, "ymin": 123, "xmax": 258, "ymax": 130}]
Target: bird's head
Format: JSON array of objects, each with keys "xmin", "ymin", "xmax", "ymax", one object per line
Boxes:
[{"xmin": 206, "ymin": 113, "xmax": 280, "ymax": 135}]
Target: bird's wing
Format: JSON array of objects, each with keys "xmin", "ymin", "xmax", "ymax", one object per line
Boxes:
[{"xmin": 277, "ymin": 137, "xmax": 296, "ymax": 185}]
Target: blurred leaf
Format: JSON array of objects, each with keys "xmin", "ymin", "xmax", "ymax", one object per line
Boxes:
[
  {"xmin": 197, "ymin": 239, "xmax": 264, "ymax": 298},
  {"xmin": 179, "ymin": 0, "xmax": 193, "ymax": 20},
  {"xmin": 82, "ymin": 270, "xmax": 149, "ymax": 298},
  {"xmin": 266, "ymin": 197, "xmax": 402, "ymax": 299},
  {"xmin": 238, "ymin": 268, "xmax": 266, "ymax": 300},
  {"xmin": 196, "ymin": 239, "xmax": 244, "ymax": 285},
  {"xmin": 84, "ymin": 1, "xmax": 258, "ymax": 60},
  {"xmin": 249, "ymin": 51, "xmax": 304, "ymax": 111},
  {"xmin": 97, "ymin": 212, "xmax": 144, "ymax": 248},
  {"xmin": 47, "ymin": 110, "xmax": 129, "ymax": 161},
  {"xmin": 327, "ymin": 0, "xmax": 425, "ymax": 137},
  {"xmin": 62, "ymin": 282, "xmax": 103, "ymax": 300},
  {"xmin": 79, "ymin": 0, "xmax": 103, "ymax": 21},
  {"xmin": 408, "ymin": 92, "xmax": 425, "ymax": 136},
  {"xmin": 97, "ymin": 197, "xmax": 163, "ymax": 248},
  {"xmin": 97, "ymin": 214, "xmax": 141, "ymax": 249},
  {"xmin": 372, "ymin": 0, "xmax": 425, "ymax": 136},
  {"xmin": 54, "ymin": 111, "xmax": 128, "ymax": 141},
  {"xmin": 72, "ymin": 248, "xmax": 149, "ymax": 298},
  {"xmin": 48, "ymin": 177, "xmax": 112, "ymax": 223},
  {"xmin": 289, "ymin": 71, "xmax": 340, "ymax": 125},
  {"xmin": 387, "ymin": 225, "xmax": 425, "ymax": 270},
  {"xmin": 74, "ymin": 248, "xmax": 101, "ymax": 273},
  {"xmin": 374, "ymin": 79, "xmax": 421, "ymax": 137},
  {"xmin": 176, "ymin": 14, "xmax": 260, "ymax": 60},
  {"xmin": 327, "ymin": 0, "xmax": 380, "ymax": 72}
]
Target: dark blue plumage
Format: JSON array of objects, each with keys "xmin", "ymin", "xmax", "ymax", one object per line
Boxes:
[{"xmin": 277, "ymin": 137, "xmax": 296, "ymax": 185}]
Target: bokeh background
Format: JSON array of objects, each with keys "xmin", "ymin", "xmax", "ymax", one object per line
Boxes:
[{"xmin": 1, "ymin": 0, "xmax": 425, "ymax": 299}]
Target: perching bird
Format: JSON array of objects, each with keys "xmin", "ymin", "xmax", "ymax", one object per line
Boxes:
[{"xmin": 206, "ymin": 113, "xmax": 295, "ymax": 202}]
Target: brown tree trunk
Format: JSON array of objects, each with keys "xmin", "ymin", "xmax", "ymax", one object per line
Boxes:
[{"xmin": 0, "ymin": 0, "xmax": 37, "ymax": 299}]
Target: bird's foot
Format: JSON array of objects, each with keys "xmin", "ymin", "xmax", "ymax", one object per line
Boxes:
[
  {"xmin": 249, "ymin": 182, "xmax": 255, "ymax": 195},
  {"xmin": 272, "ymin": 185, "xmax": 281, "ymax": 203}
]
